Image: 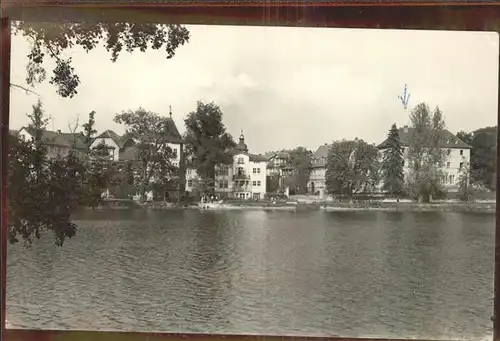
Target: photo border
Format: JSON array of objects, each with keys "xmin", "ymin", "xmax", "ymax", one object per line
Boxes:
[{"xmin": 1, "ymin": 1, "xmax": 499, "ymax": 341}]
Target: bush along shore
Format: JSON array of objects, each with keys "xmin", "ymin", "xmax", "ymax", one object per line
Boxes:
[{"xmin": 92, "ymin": 198, "xmax": 496, "ymax": 213}]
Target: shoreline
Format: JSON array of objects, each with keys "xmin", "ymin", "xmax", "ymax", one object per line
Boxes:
[{"xmin": 89, "ymin": 201, "xmax": 496, "ymax": 213}]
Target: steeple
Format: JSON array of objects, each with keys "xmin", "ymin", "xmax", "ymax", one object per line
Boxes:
[
  {"xmin": 236, "ymin": 129, "xmax": 248, "ymax": 153},
  {"xmin": 169, "ymin": 105, "xmax": 172, "ymax": 118}
]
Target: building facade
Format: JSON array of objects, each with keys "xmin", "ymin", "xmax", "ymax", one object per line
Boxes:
[
  {"xmin": 16, "ymin": 127, "xmax": 87, "ymax": 159},
  {"xmin": 266, "ymin": 151, "xmax": 294, "ymax": 177},
  {"xmin": 377, "ymin": 125, "xmax": 472, "ymax": 191},
  {"xmin": 186, "ymin": 132, "xmax": 267, "ymax": 200},
  {"xmin": 88, "ymin": 113, "xmax": 185, "ymax": 201},
  {"xmin": 307, "ymin": 143, "xmax": 330, "ymax": 199}
]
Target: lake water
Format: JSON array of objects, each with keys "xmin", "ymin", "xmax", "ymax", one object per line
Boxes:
[{"xmin": 6, "ymin": 209, "xmax": 495, "ymax": 340}]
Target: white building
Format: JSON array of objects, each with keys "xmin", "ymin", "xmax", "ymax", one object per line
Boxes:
[
  {"xmin": 186, "ymin": 132, "xmax": 268, "ymax": 200},
  {"xmin": 17, "ymin": 127, "xmax": 87, "ymax": 160},
  {"xmin": 307, "ymin": 143, "xmax": 330, "ymax": 199},
  {"xmin": 89, "ymin": 111, "xmax": 185, "ymax": 201},
  {"xmin": 377, "ymin": 125, "xmax": 472, "ymax": 191},
  {"xmin": 90, "ymin": 129, "xmax": 134, "ymax": 161}
]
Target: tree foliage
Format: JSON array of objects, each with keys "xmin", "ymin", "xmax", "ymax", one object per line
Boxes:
[
  {"xmin": 266, "ymin": 174, "xmax": 280, "ymax": 194},
  {"xmin": 457, "ymin": 126, "xmax": 497, "ymax": 191},
  {"xmin": 183, "ymin": 101, "xmax": 236, "ymax": 193},
  {"xmin": 82, "ymin": 110, "xmax": 97, "ymax": 151},
  {"xmin": 7, "ymin": 101, "xmax": 96, "ymax": 246},
  {"xmin": 381, "ymin": 123, "xmax": 405, "ymax": 197},
  {"xmin": 287, "ymin": 147, "xmax": 312, "ymax": 194},
  {"xmin": 457, "ymin": 157, "xmax": 473, "ymax": 202},
  {"xmin": 406, "ymin": 103, "xmax": 448, "ymax": 202},
  {"xmin": 114, "ymin": 108, "xmax": 178, "ymax": 202},
  {"xmin": 325, "ymin": 139, "xmax": 380, "ymax": 200},
  {"xmin": 13, "ymin": 21, "xmax": 190, "ymax": 98}
]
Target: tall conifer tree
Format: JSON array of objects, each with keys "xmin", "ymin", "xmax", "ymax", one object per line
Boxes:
[{"xmin": 381, "ymin": 124, "xmax": 405, "ymax": 197}]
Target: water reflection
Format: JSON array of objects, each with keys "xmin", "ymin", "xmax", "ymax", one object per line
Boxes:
[{"xmin": 6, "ymin": 210, "xmax": 495, "ymax": 340}]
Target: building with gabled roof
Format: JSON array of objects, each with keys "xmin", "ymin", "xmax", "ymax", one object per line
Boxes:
[
  {"xmin": 307, "ymin": 143, "xmax": 331, "ymax": 198},
  {"xmin": 377, "ymin": 125, "xmax": 472, "ymax": 190},
  {"xmin": 16, "ymin": 127, "xmax": 87, "ymax": 160}
]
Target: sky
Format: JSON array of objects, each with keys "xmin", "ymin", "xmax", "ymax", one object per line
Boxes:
[{"xmin": 9, "ymin": 25, "xmax": 499, "ymax": 154}]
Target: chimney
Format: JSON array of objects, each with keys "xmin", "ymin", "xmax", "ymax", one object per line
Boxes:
[{"xmin": 57, "ymin": 129, "xmax": 61, "ymax": 134}]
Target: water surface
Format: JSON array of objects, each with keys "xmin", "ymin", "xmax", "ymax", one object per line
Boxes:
[{"xmin": 6, "ymin": 209, "xmax": 495, "ymax": 340}]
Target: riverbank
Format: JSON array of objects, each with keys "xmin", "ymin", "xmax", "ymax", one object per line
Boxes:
[
  {"xmin": 142, "ymin": 201, "xmax": 495, "ymax": 213},
  {"xmin": 321, "ymin": 202, "xmax": 496, "ymax": 213},
  {"xmin": 88, "ymin": 198, "xmax": 496, "ymax": 213}
]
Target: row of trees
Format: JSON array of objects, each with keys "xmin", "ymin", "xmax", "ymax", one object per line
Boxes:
[
  {"xmin": 7, "ymin": 20, "xmax": 194, "ymax": 248},
  {"xmin": 7, "ymin": 99, "xmax": 241, "ymax": 246},
  {"xmin": 325, "ymin": 102, "xmax": 472, "ymax": 202}
]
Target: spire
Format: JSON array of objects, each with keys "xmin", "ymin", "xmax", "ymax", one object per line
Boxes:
[
  {"xmin": 169, "ymin": 105, "xmax": 172, "ymax": 118},
  {"xmin": 236, "ymin": 129, "xmax": 248, "ymax": 153}
]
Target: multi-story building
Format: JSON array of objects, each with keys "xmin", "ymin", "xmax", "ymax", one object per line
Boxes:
[
  {"xmin": 307, "ymin": 143, "xmax": 330, "ymax": 198},
  {"xmin": 377, "ymin": 125, "xmax": 471, "ymax": 191},
  {"xmin": 89, "ymin": 112, "xmax": 184, "ymax": 200},
  {"xmin": 16, "ymin": 127, "xmax": 87, "ymax": 159},
  {"xmin": 186, "ymin": 132, "xmax": 267, "ymax": 200},
  {"xmin": 266, "ymin": 151, "xmax": 294, "ymax": 177}
]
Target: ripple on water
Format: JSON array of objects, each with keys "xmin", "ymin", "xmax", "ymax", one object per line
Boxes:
[{"xmin": 6, "ymin": 210, "xmax": 495, "ymax": 339}]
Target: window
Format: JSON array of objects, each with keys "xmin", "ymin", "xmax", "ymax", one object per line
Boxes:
[
  {"xmin": 401, "ymin": 147, "xmax": 405, "ymax": 153},
  {"xmin": 253, "ymin": 193, "xmax": 260, "ymax": 200},
  {"xmin": 253, "ymin": 168, "xmax": 260, "ymax": 174},
  {"xmin": 252, "ymin": 181, "xmax": 256, "ymax": 186},
  {"xmin": 237, "ymin": 157, "xmax": 244, "ymax": 164},
  {"xmin": 447, "ymin": 162, "xmax": 450, "ymax": 168},
  {"xmin": 257, "ymin": 181, "xmax": 261, "ymax": 186},
  {"xmin": 187, "ymin": 180, "xmax": 193, "ymax": 187},
  {"xmin": 459, "ymin": 162, "xmax": 463, "ymax": 170},
  {"xmin": 447, "ymin": 149, "xmax": 451, "ymax": 155},
  {"xmin": 460, "ymin": 149, "xmax": 464, "ymax": 155},
  {"xmin": 402, "ymin": 160, "xmax": 404, "ymax": 167}
]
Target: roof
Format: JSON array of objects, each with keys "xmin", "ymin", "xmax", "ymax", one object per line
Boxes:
[
  {"xmin": 95, "ymin": 129, "xmax": 129, "ymax": 148},
  {"xmin": 164, "ymin": 117, "xmax": 184, "ymax": 144},
  {"xmin": 60, "ymin": 132, "xmax": 86, "ymax": 150},
  {"xmin": 310, "ymin": 143, "xmax": 331, "ymax": 168},
  {"xmin": 19, "ymin": 127, "xmax": 86, "ymax": 149},
  {"xmin": 377, "ymin": 126, "xmax": 472, "ymax": 149},
  {"xmin": 248, "ymin": 153, "xmax": 268, "ymax": 162},
  {"xmin": 271, "ymin": 151, "xmax": 290, "ymax": 159}
]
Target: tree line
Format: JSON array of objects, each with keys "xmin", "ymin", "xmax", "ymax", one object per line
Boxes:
[
  {"xmin": 8, "ymin": 99, "xmax": 243, "ymax": 247},
  {"xmin": 325, "ymin": 102, "xmax": 475, "ymax": 203}
]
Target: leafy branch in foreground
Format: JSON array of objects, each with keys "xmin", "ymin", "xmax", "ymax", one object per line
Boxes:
[
  {"xmin": 13, "ymin": 21, "xmax": 190, "ymax": 98},
  {"xmin": 7, "ymin": 101, "xmax": 106, "ymax": 247}
]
